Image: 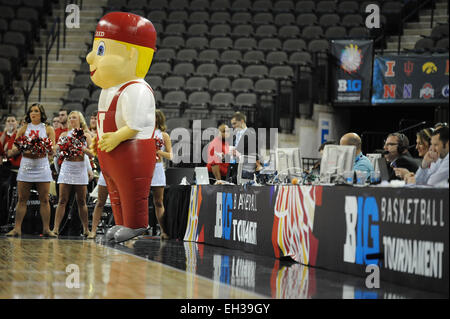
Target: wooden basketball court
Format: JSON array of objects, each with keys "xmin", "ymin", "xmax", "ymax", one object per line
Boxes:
[{"xmin": 0, "ymin": 237, "xmax": 264, "ymax": 299}]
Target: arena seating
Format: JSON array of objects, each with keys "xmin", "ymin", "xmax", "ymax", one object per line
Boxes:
[
  {"xmin": 0, "ymin": 0, "xmax": 54, "ymax": 108},
  {"xmin": 58, "ymin": 0, "xmax": 447, "ymax": 137}
]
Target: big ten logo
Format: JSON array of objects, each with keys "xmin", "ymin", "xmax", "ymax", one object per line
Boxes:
[
  {"xmin": 365, "ymin": 4, "xmax": 380, "ymax": 29},
  {"xmin": 338, "ymin": 79, "xmax": 362, "ymax": 92},
  {"xmin": 214, "ymin": 192, "xmax": 233, "ymax": 240},
  {"xmin": 343, "ymin": 196, "xmax": 380, "ymax": 266},
  {"xmin": 65, "ymin": 264, "xmax": 80, "ymax": 289},
  {"xmin": 66, "ymin": 4, "xmax": 80, "ymax": 29}
]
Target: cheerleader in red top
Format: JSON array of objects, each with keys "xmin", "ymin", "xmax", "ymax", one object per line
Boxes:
[
  {"xmin": 6, "ymin": 103, "xmax": 56, "ymax": 237},
  {"xmin": 52, "ymin": 111, "xmax": 94, "ymax": 236},
  {"xmin": 1, "ymin": 114, "xmax": 22, "ymax": 168}
]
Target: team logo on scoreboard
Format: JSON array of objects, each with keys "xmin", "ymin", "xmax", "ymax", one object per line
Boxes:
[
  {"xmin": 404, "ymin": 61, "xmax": 414, "ymax": 76},
  {"xmin": 442, "ymin": 85, "xmax": 449, "ymax": 98},
  {"xmin": 422, "ymin": 62, "xmax": 438, "ymax": 74},
  {"xmin": 420, "ymin": 83, "xmax": 434, "ymax": 99},
  {"xmin": 340, "ymin": 44, "xmax": 363, "ymax": 74}
]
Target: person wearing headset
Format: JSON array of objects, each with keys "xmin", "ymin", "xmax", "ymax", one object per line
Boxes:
[{"xmin": 383, "ymin": 132, "xmax": 419, "ymax": 181}]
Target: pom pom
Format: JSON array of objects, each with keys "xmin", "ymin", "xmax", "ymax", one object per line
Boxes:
[
  {"xmin": 14, "ymin": 135, "xmax": 53, "ymax": 156},
  {"xmin": 57, "ymin": 130, "xmax": 86, "ymax": 162}
]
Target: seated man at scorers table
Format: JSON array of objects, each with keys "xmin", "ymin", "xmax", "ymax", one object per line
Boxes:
[
  {"xmin": 339, "ymin": 132, "xmax": 374, "ymax": 175},
  {"xmin": 383, "ymin": 132, "xmax": 419, "ymax": 181}
]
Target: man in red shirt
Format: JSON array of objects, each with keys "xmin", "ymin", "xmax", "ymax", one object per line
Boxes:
[{"xmin": 54, "ymin": 109, "xmax": 69, "ymax": 142}]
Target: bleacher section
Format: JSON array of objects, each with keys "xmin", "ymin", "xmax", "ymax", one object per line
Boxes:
[
  {"xmin": 0, "ymin": 0, "xmax": 55, "ymax": 107},
  {"xmin": 53, "ymin": 0, "xmax": 446, "ymax": 136}
]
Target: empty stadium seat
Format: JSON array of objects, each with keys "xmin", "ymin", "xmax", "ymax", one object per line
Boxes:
[
  {"xmin": 244, "ymin": 65, "xmax": 269, "ymax": 79},
  {"xmin": 219, "ymin": 64, "xmax": 243, "ymax": 78},
  {"xmin": 174, "ymin": 49, "xmax": 198, "ymax": 63},
  {"xmin": 162, "ymin": 91, "xmax": 187, "ymax": 108},
  {"xmin": 161, "ymin": 76, "xmax": 186, "ymax": 92},
  {"xmin": 230, "ymin": 78, "xmax": 254, "ymax": 93},
  {"xmin": 188, "ymin": 91, "xmax": 211, "ymax": 109},
  {"xmin": 295, "ymin": 0, "xmax": 315, "ymax": 13},
  {"xmin": 195, "ymin": 63, "xmax": 218, "ymax": 78},
  {"xmin": 242, "ymin": 50, "xmax": 265, "ymax": 65},
  {"xmin": 197, "ymin": 49, "xmax": 220, "ymax": 64},
  {"xmin": 219, "ymin": 50, "xmax": 243, "ymax": 64},
  {"xmin": 185, "ymin": 76, "xmax": 209, "ymax": 92},
  {"xmin": 209, "ymin": 77, "xmax": 231, "ymax": 93},
  {"xmin": 211, "ymin": 92, "xmax": 235, "ymax": 109}
]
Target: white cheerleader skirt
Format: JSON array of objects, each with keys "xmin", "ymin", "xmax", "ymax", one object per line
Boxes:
[
  {"xmin": 151, "ymin": 162, "xmax": 166, "ymax": 187},
  {"xmin": 57, "ymin": 160, "xmax": 88, "ymax": 185},
  {"xmin": 17, "ymin": 156, "xmax": 53, "ymax": 183}
]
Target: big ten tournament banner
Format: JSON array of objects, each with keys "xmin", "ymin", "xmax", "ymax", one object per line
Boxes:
[
  {"xmin": 312, "ymin": 186, "xmax": 449, "ymax": 294},
  {"xmin": 372, "ymin": 53, "xmax": 449, "ymax": 104},
  {"xmin": 330, "ymin": 39, "xmax": 374, "ymax": 104},
  {"xmin": 184, "ymin": 185, "xmax": 324, "ymax": 265}
]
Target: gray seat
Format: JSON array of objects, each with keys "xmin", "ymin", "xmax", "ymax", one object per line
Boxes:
[
  {"xmin": 186, "ymin": 24, "xmax": 208, "ymax": 37},
  {"xmin": 188, "ymin": 91, "xmax": 211, "ymax": 109},
  {"xmin": 230, "ymin": 0, "xmax": 251, "ymax": 12},
  {"xmin": 266, "ymin": 51, "xmax": 288, "ymax": 65},
  {"xmin": 242, "ymin": 50, "xmax": 265, "ymax": 65},
  {"xmin": 278, "ymin": 25, "xmax": 301, "ymax": 39},
  {"xmin": 230, "ymin": 12, "xmax": 252, "ymax": 26},
  {"xmin": 325, "ymin": 26, "xmax": 347, "ymax": 39},
  {"xmin": 283, "ymin": 38, "xmax": 307, "ymax": 52},
  {"xmin": 244, "ymin": 65, "xmax": 269, "ymax": 79},
  {"xmin": 210, "ymin": 0, "xmax": 230, "ymax": 11},
  {"xmin": 274, "ymin": 13, "xmax": 296, "ymax": 26},
  {"xmin": 308, "ymin": 39, "xmax": 330, "ymax": 53},
  {"xmin": 273, "ymin": 0, "xmax": 295, "ymax": 13},
  {"xmin": 253, "ymin": 12, "xmax": 273, "ymax": 25},
  {"xmin": 209, "ymin": 77, "xmax": 231, "ymax": 93},
  {"xmin": 337, "ymin": 1, "xmax": 359, "ymax": 14},
  {"xmin": 341, "ymin": 14, "xmax": 364, "ymax": 28},
  {"xmin": 316, "ymin": 1, "xmax": 337, "ymax": 14},
  {"xmin": 269, "ymin": 65, "xmax": 294, "ymax": 80},
  {"xmin": 169, "ymin": 0, "xmax": 189, "ymax": 11},
  {"xmin": 254, "ymin": 25, "xmax": 277, "ymax": 39},
  {"xmin": 185, "ymin": 37, "xmax": 208, "ymax": 50},
  {"xmin": 145, "ymin": 75, "xmax": 163, "ymax": 90},
  {"xmin": 150, "ymin": 62, "xmax": 171, "ymax": 76},
  {"xmin": 289, "ymin": 51, "xmax": 312, "ymax": 65},
  {"xmin": 301, "ymin": 26, "xmax": 324, "ymax": 41},
  {"xmin": 164, "ymin": 23, "xmax": 185, "ymax": 37},
  {"xmin": 197, "ymin": 49, "xmax": 220, "ymax": 64},
  {"xmin": 185, "ymin": 77, "xmax": 209, "ymax": 92},
  {"xmin": 234, "ymin": 93, "xmax": 257, "ymax": 108},
  {"xmin": 319, "ymin": 14, "xmax": 340, "ymax": 27},
  {"xmin": 219, "ymin": 50, "xmax": 243, "ymax": 64},
  {"xmin": 166, "ymin": 11, "xmax": 189, "ymax": 24},
  {"xmin": 190, "ymin": 0, "xmax": 209, "ymax": 11},
  {"xmin": 187, "ymin": 11, "xmax": 209, "ymax": 24},
  {"xmin": 162, "ymin": 91, "xmax": 187, "ymax": 108},
  {"xmin": 174, "ymin": 49, "xmax": 198, "ymax": 63},
  {"xmin": 234, "ymin": 37, "xmax": 257, "ymax": 51},
  {"xmin": 209, "ymin": 24, "xmax": 231, "ymax": 38},
  {"xmin": 295, "ymin": 0, "xmax": 315, "ymax": 13},
  {"xmin": 211, "ymin": 92, "xmax": 235, "ymax": 108},
  {"xmin": 258, "ymin": 38, "xmax": 282, "ymax": 52},
  {"xmin": 210, "ymin": 37, "xmax": 233, "ymax": 51},
  {"xmin": 161, "ymin": 36, "xmax": 185, "ymax": 49},
  {"xmin": 147, "ymin": 10, "xmax": 166, "ymax": 24},
  {"xmin": 210, "ymin": 11, "xmax": 231, "ymax": 24},
  {"xmin": 254, "ymin": 78, "xmax": 277, "ymax": 94},
  {"xmin": 230, "ymin": 78, "xmax": 254, "ymax": 93},
  {"xmin": 219, "ymin": 64, "xmax": 243, "ymax": 79},
  {"xmin": 161, "ymin": 76, "xmax": 185, "ymax": 92},
  {"xmin": 172, "ymin": 63, "xmax": 195, "ymax": 77},
  {"xmin": 296, "ymin": 13, "xmax": 318, "ymax": 28},
  {"xmin": 195, "ymin": 63, "xmax": 218, "ymax": 78},
  {"xmin": 154, "ymin": 48, "xmax": 175, "ymax": 63}
]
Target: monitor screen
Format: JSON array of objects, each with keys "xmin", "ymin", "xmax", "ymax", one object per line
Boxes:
[
  {"xmin": 237, "ymin": 155, "xmax": 258, "ymax": 185},
  {"xmin": 275, "ymin": 148, "xmax": 303, "ymax": 181},
  {"xmin": 320, "ymin": 145, "xmax": 356, "ymax": 183}
]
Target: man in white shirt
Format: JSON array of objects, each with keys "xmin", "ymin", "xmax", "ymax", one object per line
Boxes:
[{"xmin": 407, "ymin": 126, "xmax": 449, "ymax": 186}]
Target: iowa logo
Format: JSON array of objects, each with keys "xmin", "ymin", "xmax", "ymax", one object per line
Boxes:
[{"xmin": 422, "ymin": 62, "xmax": 437, "ymax": 74}]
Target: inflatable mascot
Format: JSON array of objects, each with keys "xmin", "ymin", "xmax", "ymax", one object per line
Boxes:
[{"xmin": 86, "ymin": 12, "xmax": 157, "ymax": 243}]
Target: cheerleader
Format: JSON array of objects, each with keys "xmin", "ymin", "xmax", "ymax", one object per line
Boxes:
[
  {"xmin": 151, "ymin": 110, "xmax": 173, "ymax": 240},
  {"xmin": 52, "ymin": 111, "xmax": 94, "ymax": 236},
  {"xmin": 6, "ymin": 103, "xmax": 56, "ymax": 237}
]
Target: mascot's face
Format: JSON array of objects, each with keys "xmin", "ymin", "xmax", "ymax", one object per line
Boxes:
[{"xmin": 86, "ymin": 38, "xmax": 139, "ymax": 89}]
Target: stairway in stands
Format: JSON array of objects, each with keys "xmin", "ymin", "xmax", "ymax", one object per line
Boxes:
[
  {"xmin": 9, "ymin": 0, "xmax": 106, "ymax": 117},
  {"xmin": 386, "ymin": 0, "xmax": 448, "ymax": 51}
]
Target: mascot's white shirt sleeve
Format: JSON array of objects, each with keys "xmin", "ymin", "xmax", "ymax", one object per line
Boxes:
[{"xmin": 98, "ymin": 78, "xmax": 155, "ymax": 140}]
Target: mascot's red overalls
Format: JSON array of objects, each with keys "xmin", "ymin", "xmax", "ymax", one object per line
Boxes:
[{"xmin": 86, "ymin": 12, "xmax": 158, "ymax": 242}]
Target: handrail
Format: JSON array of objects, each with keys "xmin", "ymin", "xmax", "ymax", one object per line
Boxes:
[
  {"xmin": 21, "ymin": 56, "xmax": 43, "ymax": 114},
  {"xmin": 373, "ymin": 0, "xmax": 435, "ymax": 54},
  {"xmin": 396, "ymin": 0, "xmax": 435, "ymax": 54},
  {"xmin": 45, "ymin": 17, "xmax": 61, "ymax": 87}
]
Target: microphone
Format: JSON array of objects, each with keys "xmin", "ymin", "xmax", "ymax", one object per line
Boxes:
[{"xmin": 381, "ymin": 150, "xmax": 389, "ymax": 155}]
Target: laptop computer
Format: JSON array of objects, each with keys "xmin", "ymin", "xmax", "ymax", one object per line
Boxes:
[
  {"xmin": 376, "ymin": 157, "xmax": 390, "ymax": 182},
  {"xmin": 194, "ymin": 167, "xmax": 210, "ymax": 185}
]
